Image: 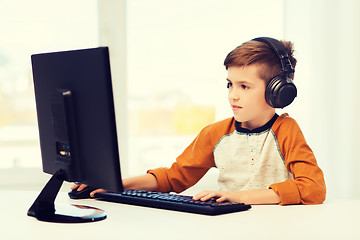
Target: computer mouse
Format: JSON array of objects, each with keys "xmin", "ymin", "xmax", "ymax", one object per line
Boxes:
[{"xmin": 68, "ymin": 186, "xmax": 98, "ymax": 199}]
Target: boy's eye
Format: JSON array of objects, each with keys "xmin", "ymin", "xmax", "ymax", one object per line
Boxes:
[{"xmin": 227, "ymin": 82, "xmax": 249, "ymax": 89}]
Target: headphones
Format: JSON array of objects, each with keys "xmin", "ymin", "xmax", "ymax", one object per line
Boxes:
[{"xmin": 252, "ymin": 37, "xmax": 297, "ymax": 108}]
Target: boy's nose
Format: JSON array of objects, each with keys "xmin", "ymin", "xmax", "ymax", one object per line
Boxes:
[{"xmin": 229, "ymin": 89, "xmax": 240, "ymax": 101}]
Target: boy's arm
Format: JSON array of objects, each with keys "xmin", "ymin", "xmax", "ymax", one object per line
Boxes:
[
  {"xmin": 71, "ymin": 174, "xmax": 158, "ymax": 197},
  {"xmin": 270, "ymin": 115, "xmax": 326, "ymax": 205},
  {"xmin": 122, "ymin": 174, "xmax": 158, "ymax": 191},
  {"xmin": 147, "ymin": 119, "xmax": 234, "ymax": 193}
]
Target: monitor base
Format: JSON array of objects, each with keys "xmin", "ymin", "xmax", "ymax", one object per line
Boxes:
[
  {"xmin": 30, "ymin": 204, "xmax": 106, "ymax": 223},
  {"xmin": 28, "ymin": 170, "xmax": 106, "ymax": 223}
]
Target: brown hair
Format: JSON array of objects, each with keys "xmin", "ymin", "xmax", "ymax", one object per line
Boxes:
[{"xmin": 224, "ymin": 39, "xmax": 297, "ymax": 83}]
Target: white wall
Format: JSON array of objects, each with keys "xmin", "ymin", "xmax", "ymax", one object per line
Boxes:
[{"xmin": 284, "ymin": 0, "xmax": 360, "ymax": 199}]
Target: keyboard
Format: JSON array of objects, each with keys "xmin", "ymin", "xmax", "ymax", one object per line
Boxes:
[{"xmin": 94, "ymin": 190, "xmax": 251, "ymax": 215}]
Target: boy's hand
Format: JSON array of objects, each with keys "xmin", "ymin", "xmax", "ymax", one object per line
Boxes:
[
  {"xmin": 71, "ymin": 183, "xmax": 87, "ymax": 191},
  {"xmin": 193, "ymin": 189, "xmax": 281, "ymax": 205},
  {"xmin": 70, "ymin": 183, "xmax": 107, "ymax": 198},
  {"xmin": 193, "ymin": 190, "xmax": 245, "ymax": 203}
]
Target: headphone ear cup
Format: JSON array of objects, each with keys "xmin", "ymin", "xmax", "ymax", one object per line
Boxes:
[{"xmin": 265, "ymin": 76, "xmax": 297, "ymax": 108}]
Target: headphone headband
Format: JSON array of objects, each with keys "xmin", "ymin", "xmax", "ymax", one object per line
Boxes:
[{"xmin": 252, "ymin": 37, "xmax": 294, "ymax": 76}]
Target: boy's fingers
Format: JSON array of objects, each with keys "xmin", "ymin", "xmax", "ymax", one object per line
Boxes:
[
  {"xmin": 200, "ymin": 192, "xmax": 219, "ymax": 201},
  {"xmin": 70, "ymin": 184, "xmax": 79, "ymax": 190},
  {"xmin": 77, "ymin": 184, "xmax": 88, "ymax": 191},
  {"xmin": 194, "ymin": 191, "xmax": 223, "ymax": 201},
  {"xmin": 216, "ymin": 196, "xmax": 227, "ymax": 203},
  {"xmin": 90, "ymin": 188, "xmax": 107, "ymax": 198},
  {"xmin": 193, "ymin": 191, "xmax": 210, "ymax": 200}
]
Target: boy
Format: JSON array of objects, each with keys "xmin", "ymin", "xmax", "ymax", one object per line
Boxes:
[{"xmin": 73, "ymin": 37, "xmax": 326, "ymax": 205}]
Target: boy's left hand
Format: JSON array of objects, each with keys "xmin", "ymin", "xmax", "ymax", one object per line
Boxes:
[
  {"xmin": 193, "ymin": 189, "xmax": 281, "ymax": 205},
  {"xmin": 193, "ymin": 190, "xmax": 246, "ymax": 203}
]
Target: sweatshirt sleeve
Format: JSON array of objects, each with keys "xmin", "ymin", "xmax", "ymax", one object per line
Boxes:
[
  {"xmin": 147, "ymin": 118, "xmax": 235, "ymax": 193},
  {"xmin": 269, "ymin": 114, "xmax": 326, "ymax": 205}
]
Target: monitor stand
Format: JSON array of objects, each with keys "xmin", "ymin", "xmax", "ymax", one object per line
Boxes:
[{"xmin": 28, "ymin": 169, "xmax": 106, "ymax": 223}]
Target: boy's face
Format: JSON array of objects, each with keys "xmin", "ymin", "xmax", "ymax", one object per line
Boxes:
[{"xmin": 227, "ymin": 64, "xmax": 275, "ymax": 130}]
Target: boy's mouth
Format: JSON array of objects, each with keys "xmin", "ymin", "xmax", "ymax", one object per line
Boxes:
[{"xmin": 232, "ymin": 105, "xmax": 242, "ymax": 110}]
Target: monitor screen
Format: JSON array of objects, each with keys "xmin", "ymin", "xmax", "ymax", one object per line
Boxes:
[{"xmin": 29, "ymin": 47, "xmax": 124, "ymax": 223}]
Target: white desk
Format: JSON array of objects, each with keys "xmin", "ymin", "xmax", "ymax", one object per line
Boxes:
[{"xmin": 1, "ymin": 190, "xmax": 359, "ymax": 240}]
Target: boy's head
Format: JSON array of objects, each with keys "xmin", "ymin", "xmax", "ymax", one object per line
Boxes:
[
  {"xmin": 224, "ymin": 38, "xmax": 297, "ymax": 84},
  {"xmin": 224, "ymin": 37, "xmax": 297, "ymax": 129}
]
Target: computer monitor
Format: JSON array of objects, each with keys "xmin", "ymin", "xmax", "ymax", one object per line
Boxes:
[{"xmin": 28, "ymin": 47, "xmax": 124, "ymax": 223}]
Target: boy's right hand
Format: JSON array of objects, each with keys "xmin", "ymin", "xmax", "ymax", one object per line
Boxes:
[
  {"xmin": 71, "ymin": 183, "xmax": 87, "ymax": 191},
  {"xmin": 70, "ymin": 183, "xmax": 107, "ymax": 198}
]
